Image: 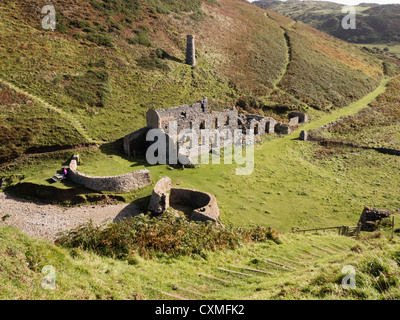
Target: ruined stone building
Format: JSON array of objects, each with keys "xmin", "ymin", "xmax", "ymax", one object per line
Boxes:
[{"xmin": 123, "ymin": 97, "xmax": 284, "ymax": 161}]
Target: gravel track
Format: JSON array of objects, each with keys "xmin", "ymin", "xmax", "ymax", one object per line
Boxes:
[{"xmin": 0, "ymin": 192, "xmax": 141, "ymax": 242}]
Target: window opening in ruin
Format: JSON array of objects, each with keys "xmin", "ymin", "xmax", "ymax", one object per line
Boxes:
[
  {"xmin": 225, "ymin": 116, "xmax": 230, "ymax": 126},
  {"xmin": 254, "ymin": 124, "xmax": 259, "ymax": 135},
  {"xmin": 213, "ymin": 118, "xmax": 218, "ymax": 129},
  {"xmin": 265, "ymin": 122, "xmax": 270, "ymax": 133},
  {"xmin": 200, "ymin": 120, "xmax": 206, "ymax": 130}
]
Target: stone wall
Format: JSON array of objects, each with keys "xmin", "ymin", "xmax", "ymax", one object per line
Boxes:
[
  {"xmin": 148, "ymin": 177, "xmax": 220, "ymax": 223},
  {"xmin": 68, "ymin": 155, "xmax": 152, "ymax": 192},
  {"xmin": 299, "ymin": 130, "xmax": 308, "ymax": 141},
  {"xmin": 123, "ymin": 97, "xmax": 296, "ymax": 161},
  {"xmin": 148, "ymin": 176, "xmax": 171, "ymax": 214},
  {"xmin": 150, "ymin": 98, "xmax": 239, "ymax": 137},
  {"xmin": 243, "ymin": 115, "xmax": 277, "ymax": 135},
  {"xmin": 358, "ymin": 206, "xmax": 395, "ymax": 231},
  {"xmin": 275, "ymin": 122, "xmax": 291, "ymax": 135},
  {"xmin": 288, "ymin": 117, "xmax": 299, "ymax": 127},
  {"xmin": 289, "ymin": 112, "xmax": 309, "ymax": 123}
]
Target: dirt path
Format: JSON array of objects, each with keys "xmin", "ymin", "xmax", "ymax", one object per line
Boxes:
[{"xmin": 0, "ymin": 192, "xmax": 142, "ymax": 242}]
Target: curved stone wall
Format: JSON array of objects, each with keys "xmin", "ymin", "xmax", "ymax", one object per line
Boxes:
[
  {"xmin": 68, "ymin": 155, "xmax": 152, "ymax": 192},
  {"xmin": 148, "ymin": 177, "xmax": 220, "ymax": 223},
  {"xmin": 170, "ymin": 188, "xmax": 220, "ymax": 222}
]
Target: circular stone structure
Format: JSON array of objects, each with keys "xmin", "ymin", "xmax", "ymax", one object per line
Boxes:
[{"xmin": 148, "ymin": 177, "xmax": 220, "ymax": 223}]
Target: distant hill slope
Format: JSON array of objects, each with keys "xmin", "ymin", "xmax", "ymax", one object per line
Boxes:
[
  {"xmin": 253, "ymin": 0, "xmax": 400, "ymax": 44},
  {"xmin": 0, "ymin": 0, "xmax": 383, "ymax": 162}
]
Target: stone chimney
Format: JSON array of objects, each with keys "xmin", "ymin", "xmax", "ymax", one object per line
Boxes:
[{"xmin": 186, "ymin": 35, "xmax": 196, "ymax": 66}]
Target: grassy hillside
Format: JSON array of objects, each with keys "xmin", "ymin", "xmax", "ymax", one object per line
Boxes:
[
  {"xmin": 0, "ymin": 0, "xmax": 384, "ymax": 163},
  {"xmin": 254, "ymin": 0, "xmax": 400, "ymax": 45},
  {"xmin": 1, "ymin": 225, "xmax": 400, "ymax": 300},
  {"xmin": 0, "ymin": 82, "xmax": 86, "ymax": 164}
]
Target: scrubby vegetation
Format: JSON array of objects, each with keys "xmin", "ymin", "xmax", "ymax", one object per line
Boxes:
[
  {"xmin": 281, "ymin": 241, "xmax": 400, "ymax": 299},
  {"xmin": 64, "ymin": 70, "xmax": 112, "ymax": 108},
  {"xmin": 2, "ymin": 224, "xmax": 400, "ymax": 300},
  {"xmin": 56, "ymin": 212, "xmax": 281, "ymax": 259}
]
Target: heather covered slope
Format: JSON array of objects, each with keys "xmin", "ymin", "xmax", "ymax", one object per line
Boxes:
[{"xmin": 0, "ymin": 0, "xmax": 383, "ymax": 161}]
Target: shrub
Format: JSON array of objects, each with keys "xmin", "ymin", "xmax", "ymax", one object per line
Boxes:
[
  {"xmin": 56, "ymin": 13, "xmax": 67, "ymax": 34},
  {"xmin": 108, "ymin": 22, "xmax": 124, "ymax": 32},
  {"xmin": 69, "ymin": 19, "xmax": 91, "ymax": 29},
  {"xmin": 86, "ymin": 32, "xmax": 114, "ymax": 47},
  {"xmin": 129, "ymin": 29, "xmax": 151, "ymax": 47},
  {"xmin": 55, "ymin": 213, "xmax": 280, "ymax": 259},
  {"xmin": 190, "ymin": 11, "xmax": 206, "ymax": 22},
  {"xmin": 90, "ymin": 0, "xmax": 142, "ymax": 17},
  {"xmin": 362, "ymin": 258, "xmax": 389, "ymax": 277},
  {"xmin": 136, "ymin": 52, "xmax": 170, "ymax": 71},
  {"xmin": 65, "ymin": 69, "xmax": 112, "ymax": 107}
]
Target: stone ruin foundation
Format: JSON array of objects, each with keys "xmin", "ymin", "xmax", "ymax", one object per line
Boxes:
[
  {"xmin": 358, "ymin": 206, "xmax": 396, "ymax": 232},
  {"xmin": 148, "ymin": 176, "xmax": 220, "ymax": 223}
]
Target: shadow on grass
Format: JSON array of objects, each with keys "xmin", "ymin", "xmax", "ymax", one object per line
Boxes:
[{"xmin": 98, "ymin": 138, "xmax": 183, "ymax": 170}]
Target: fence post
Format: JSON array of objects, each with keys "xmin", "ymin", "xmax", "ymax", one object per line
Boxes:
[{"xmin": 392, "ymin": 216, "xmax": 395, "ymax": 239}]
